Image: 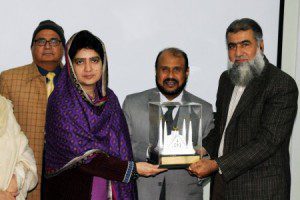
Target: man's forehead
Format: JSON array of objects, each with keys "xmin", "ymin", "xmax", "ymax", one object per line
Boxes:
[
  {"xmin": 227, "ymin": 30, "xmax": 255, "ymax": 42},
  {"xmin": 34, "ymin": 29, "xmax": 60, "ymax": 39},
  {"xmin": 159, "ymin": 51, "xmax": 184, "ymax": 62},
  {"xmin": 158, "ymin": 58, "xmax": 185, "ymax": 68}
]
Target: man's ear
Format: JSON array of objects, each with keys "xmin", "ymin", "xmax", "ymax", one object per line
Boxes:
[
  {"xmin": 260, "ymin": 40, "xmax": 264, "ymax": 52},
  {"xmin": 185, "ymin": 67, "xmax": 190, "ymax": 77}
]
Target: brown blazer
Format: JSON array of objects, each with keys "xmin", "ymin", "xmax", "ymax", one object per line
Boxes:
[{"xmin": 0, "ymin": 63, "xmax": 47, "ymax": 200}]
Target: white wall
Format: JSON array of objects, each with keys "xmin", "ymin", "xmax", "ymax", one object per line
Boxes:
[
  {"xmin": 0, "ymin": 1, "xmax": 282, "ymax": 199},
  {"xmin": 0, "ymin": 0, "xmax": 280, "ymax": 106},
  {"xmin": 282, "ymin": 0, "xmax": 300, "ymax": 199}
]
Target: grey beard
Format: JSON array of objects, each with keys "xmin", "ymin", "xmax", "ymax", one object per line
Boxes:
[{"xmin": 228, "ymin": 50, "xmax": 265, "ymax": 86}]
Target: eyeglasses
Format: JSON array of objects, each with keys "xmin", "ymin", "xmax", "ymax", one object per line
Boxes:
[{"xmin": 34, "ymin": 38, "xmax": 61, "ymax": 46}]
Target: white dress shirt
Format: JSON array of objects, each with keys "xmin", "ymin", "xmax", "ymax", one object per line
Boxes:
[
  {"xmin": 160, "ymin": 92, "xmax": 183, "ymax": 117},
  {"xmin": 218, "ymin": 86, "xmax": 246, "ymax": 157}
]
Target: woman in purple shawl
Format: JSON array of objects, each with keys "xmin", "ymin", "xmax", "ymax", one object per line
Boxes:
[{"xmin": 43, "ymin": 30, "xmax": 164, "ymax": 200}]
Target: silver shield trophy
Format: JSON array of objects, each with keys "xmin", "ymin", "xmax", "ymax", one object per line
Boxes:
[{"xmin": 148, "ymin": 102, "xmax": 202, "ymax": 168}]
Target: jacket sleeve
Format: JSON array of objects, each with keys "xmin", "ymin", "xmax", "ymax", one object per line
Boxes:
[{"xmin": 79, "ymin": 153, "xmax": 134, "ymax": 183}]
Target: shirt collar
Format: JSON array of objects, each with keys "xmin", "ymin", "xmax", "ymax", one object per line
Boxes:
[
  {"xmin": 37, "ymin": 65, "xmax": 61, "ymax": 76},
  {"xmin": 159, "ymin": 92, "xmax": 183, "ymax": 103}
]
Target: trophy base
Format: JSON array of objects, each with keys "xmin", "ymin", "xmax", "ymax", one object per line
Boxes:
[
  {"xmin": 148, "ymin": 147, "xmax": 200, "ymax": 169},
  {"xmin": 159, "ymin": 154, "xmax": 200, "ymax": 169}
]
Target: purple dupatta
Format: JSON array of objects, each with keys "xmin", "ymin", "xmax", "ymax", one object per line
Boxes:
[{"xmin": 44, "ymin": 31, "xmax": 135, "ymax": 199}]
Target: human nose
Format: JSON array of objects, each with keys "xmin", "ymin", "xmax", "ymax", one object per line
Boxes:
[
  {"xmin": 84, "ymin": 62, "xmax": 92, "ymax": 72},
  {"xmin": 167, "ymin": 69, "xmax": 174, "ymax": 78},
  {"xmin": 235, "ymin": 44, "xmax": 244, "ymax": 58},
  {"xmin": 44, "ymin": 41, "xmax": 51, "ymax": 49}
]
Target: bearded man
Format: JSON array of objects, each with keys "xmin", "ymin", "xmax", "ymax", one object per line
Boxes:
[
  {"xmin": 189, "ymin": 18, "xmax": 298, "ymax": 200},
  {"xmin": 122, "ymin": 47, "xmax": 214, "ymax": 200}
]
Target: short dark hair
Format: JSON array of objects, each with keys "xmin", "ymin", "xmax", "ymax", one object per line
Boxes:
[
  {"xmin": 226, "ymin": 18, "xmax": 263, "ymax": 43},
  {"xmin": 155, "ymin": 47, "xmax": 189, "ymax": 70},
  {"xmin": 69, "ymin": 30, "xmax": 104, "ymax": 62}
]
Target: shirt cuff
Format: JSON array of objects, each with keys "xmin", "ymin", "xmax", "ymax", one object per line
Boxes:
[
  {"xmin": 214, "ymin": 158, "xmax": 223, "ymax": 174},
  {"xmin": 122, "ymin": 161, "xmax": 134, "ymax": 183}
]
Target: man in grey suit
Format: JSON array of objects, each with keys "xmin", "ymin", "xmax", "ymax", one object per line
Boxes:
[
  {"xmin": 189, "ymin": 18, "xmax": 298, "ymax": 200},
  {"xmin": 123, "ymin": 48, "xmax": 214, "ymax": 200}
]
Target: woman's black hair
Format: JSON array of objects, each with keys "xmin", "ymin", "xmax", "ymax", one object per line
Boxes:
[{"xmin": 69, "ymin": 30, "xmax": 104, "ymax": 61}]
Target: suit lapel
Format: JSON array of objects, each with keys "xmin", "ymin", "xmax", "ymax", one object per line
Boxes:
[
  {"xmin": 148, "ymin": 88, "xmax": 161, "ymax": 145},
  {"xmin": 222, "ymin": 64, "xmax": 269, "ymax": 155},
  {"xmin": 148, "ymin": 88, "xmax": 160, "ymax": 103},
  {"xmin": 26, "ymin": 63, "xmax": 43, "ymax": 82},
  {"xmin": 182, "ymin": 90, "xmax": 190, "ymax": 103},
  {"xmin": 26, "ymin": 63, "xmax": 47, "ymax": 104},
  {"xmin": 224, "ymin": 63, "xmax": 269, "ymax": 139},
  {"xmin": 220, "ymin": 77, "xmax": 234, "ymax": 134},
  {"xmin": 229, "ymin": 69, "xmax": 266, "ymax": 123}
]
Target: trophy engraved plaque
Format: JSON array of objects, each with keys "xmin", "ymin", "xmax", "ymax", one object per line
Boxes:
[{"xmin": 148, "ymin": 102, "xmax": 202, "ymax": 168}]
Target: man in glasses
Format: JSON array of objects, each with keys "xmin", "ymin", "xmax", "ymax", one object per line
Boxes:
[{"xmin": 0, "ymin": 20, "xmax": 65, "ymax": 200}]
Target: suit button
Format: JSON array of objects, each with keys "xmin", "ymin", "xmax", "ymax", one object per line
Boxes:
[{"xmin": 158, "ymin": 182, "xmax": 162, "ymax": 186}]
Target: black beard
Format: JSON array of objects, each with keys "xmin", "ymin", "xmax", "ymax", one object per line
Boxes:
[{"xmin": 156, "ymin": 77, "xmax": 187, "ymax": 97}]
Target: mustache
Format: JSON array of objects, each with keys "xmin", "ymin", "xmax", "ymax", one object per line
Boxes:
[
  {"xmin": 233, "ymin": 56, "xmax": 248, "ymax": 66},
  {"xmin": 235, "ymin": 55, "xmax": 247, "ymax": 60},
  {"xmin": 163, "ymin": 78, "xmax": 179, "ymax": 84}
]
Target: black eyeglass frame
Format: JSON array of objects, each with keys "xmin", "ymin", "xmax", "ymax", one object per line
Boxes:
[{"xmin": 34, "ymin": 38, "xmax": 62, "ymax": 46}]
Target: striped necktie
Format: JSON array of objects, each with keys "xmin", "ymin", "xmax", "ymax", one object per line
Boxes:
[{"xmin": 46, "ymin": 72, "xmax": 56, "ymax": 98}]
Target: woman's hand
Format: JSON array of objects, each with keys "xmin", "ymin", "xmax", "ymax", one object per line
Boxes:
[
  {"xmin": 0, "ymin": 190, "xmax": 15, "ymax": 200},
  {"xmin": 136, "ymin": 162, "xmax": 167, "ymax": 177},
  {"xmin": 6, "ymin": 174, "xmax": 19, "ymax": 198}
]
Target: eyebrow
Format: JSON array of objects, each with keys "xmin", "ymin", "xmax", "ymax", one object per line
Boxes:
[
  {"xmin": 228, "ymin": 40, "xmax": 252, "ymax": 45},
  {"xmin": 73, "ymin": 56, "xmax": 100, "ymax": 60},
  {"xmin": 35, "ymin": 37, "xmax": 60, "ymax": 40},
  {"xmin": 160, "ymin": 65, "xmax": 182, "ymax": 68}
]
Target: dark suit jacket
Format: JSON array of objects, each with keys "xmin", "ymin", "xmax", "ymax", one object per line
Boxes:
[{"xmin": 203, "ymin": 59, "xmax": 298, "ymax": 200}]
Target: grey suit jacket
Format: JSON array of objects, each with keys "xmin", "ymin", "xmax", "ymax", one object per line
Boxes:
[
  {"xmin": 203, "ymin": 58, "xmax": 298, "ymax": 199},
  {"xmin": 123, "ymin": 88, "xmax": 214, "ymax": 200}
]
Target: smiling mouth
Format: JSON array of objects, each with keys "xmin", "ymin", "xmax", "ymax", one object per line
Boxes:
[{"xmin": 164, "ymin": 81, "xmax": 177, "ymax": 87}]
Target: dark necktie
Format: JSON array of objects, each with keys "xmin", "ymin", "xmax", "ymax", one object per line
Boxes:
[{"xmin": 164, "ymin": 106, "xmax": 175, "ymax": 135}]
